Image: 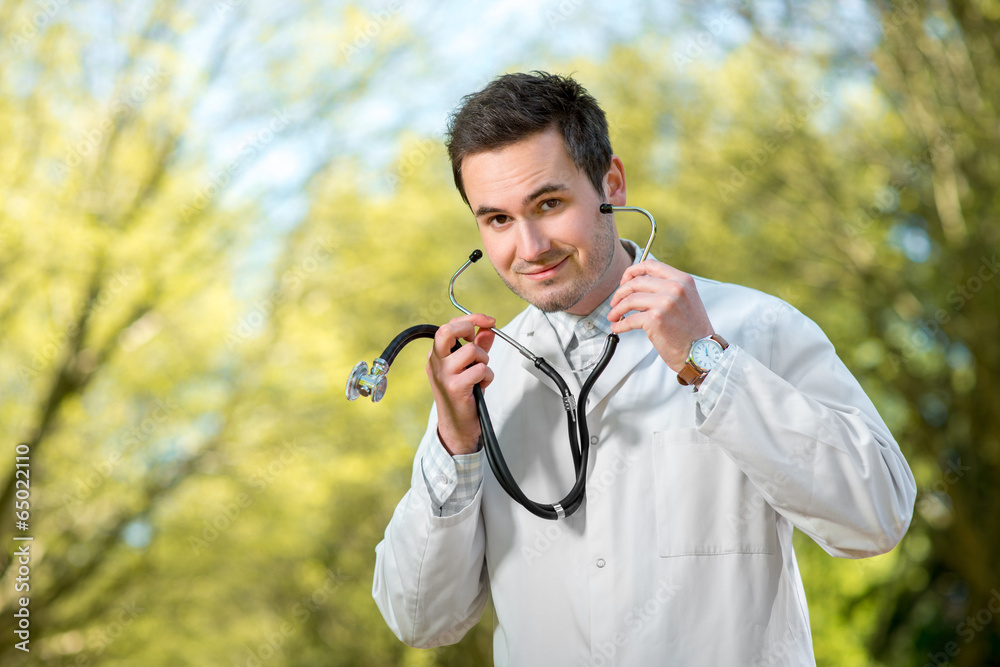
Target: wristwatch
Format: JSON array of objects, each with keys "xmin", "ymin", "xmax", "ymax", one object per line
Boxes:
[{"xmin": 676, "ymin": 334, "xmax": 729, "ymax": 388}]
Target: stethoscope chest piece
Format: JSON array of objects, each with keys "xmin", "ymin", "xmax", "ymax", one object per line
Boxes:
[{"xmin": 346, "ymin": 359, "xmax": 388, "ymax": 402}]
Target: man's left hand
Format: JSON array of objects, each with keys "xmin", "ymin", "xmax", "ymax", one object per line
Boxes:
[{"xmin": 607, "ymin": 259, "xmax": 715, "ymax": 373}]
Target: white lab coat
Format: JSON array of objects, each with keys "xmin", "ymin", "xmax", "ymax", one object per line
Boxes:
[{"xmin": 373, "ymin": 276, "xmax": 915, "ymax": 666}]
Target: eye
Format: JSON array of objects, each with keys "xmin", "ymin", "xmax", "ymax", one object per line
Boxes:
[
  {"xmin": 539, "ymin": 199, "xmax": 560, "ymax": 212},
  {"xmin": 488, "ymin": 214, "xmax": 511, "ymax": 227}
]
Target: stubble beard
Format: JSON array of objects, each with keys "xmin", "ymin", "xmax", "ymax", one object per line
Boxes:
[{"xmin": 498, "ymin": 216, "xmax": 619, "ymax": 314}]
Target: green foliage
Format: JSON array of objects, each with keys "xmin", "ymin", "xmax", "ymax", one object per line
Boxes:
[{"xmin": 1, "ymin": 1, "xmax": 996, "ymax": 665}]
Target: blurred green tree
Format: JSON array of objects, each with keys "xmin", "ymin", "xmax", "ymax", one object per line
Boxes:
[
  {"xmin": 2, "ymin": 1, "xmax": 996, "ymax": 665},
  {"xmin": 0, "ymin": 1, "xmax": 432, "ymax": 665},
  {"xmin": 850, "ymin": 2, "xmax": 1000, "ymax": 664}
]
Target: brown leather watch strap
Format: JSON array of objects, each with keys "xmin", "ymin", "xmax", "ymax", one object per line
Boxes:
[
  {"xmin": 676, "ymin": 362, "xmax": 703, "ymax": 386},
  {"xmin": 676, "ymin": 334, "xmax": 729, "ymax": 387}
]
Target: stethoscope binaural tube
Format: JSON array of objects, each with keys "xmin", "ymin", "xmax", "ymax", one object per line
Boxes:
[
  {"xmin": 347, "ymin": 204, "xmax": 656, "ymax": 519},
  {"xmin": 600, "ymin": 203, "xmax": 656, "ymax": 264}
]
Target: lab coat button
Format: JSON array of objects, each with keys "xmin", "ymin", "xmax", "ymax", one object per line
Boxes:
[
  {"xmin": 590, "ymin": 436, "xmax": 599, "ymax": 446},
  {"xmin": 596, "ymin": 558, "xmax": 606, "ymax": 568}
]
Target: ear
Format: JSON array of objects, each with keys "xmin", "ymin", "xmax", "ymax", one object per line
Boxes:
[{"xmin": 603, "ymin": 155, "xmax": 627, "ymax": 205}]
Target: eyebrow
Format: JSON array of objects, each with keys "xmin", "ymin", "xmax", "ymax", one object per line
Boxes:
[{"xmin": 473, "ymin": 183, "xmax": 568, "ymax": 219}]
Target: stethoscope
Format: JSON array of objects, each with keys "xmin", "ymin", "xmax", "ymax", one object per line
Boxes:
[{"xmin": 347, "ymin": 203, "xmax": 656, "ymax": 520}]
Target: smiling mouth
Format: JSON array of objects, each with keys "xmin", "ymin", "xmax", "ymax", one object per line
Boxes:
[{"xmin": 520, "ymin": 257, "xmax": 568, "ymax": 281}]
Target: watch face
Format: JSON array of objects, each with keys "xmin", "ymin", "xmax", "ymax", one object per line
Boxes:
[{"xmin": 690, "ymin": 338, "xmax": 724, "ymax": 372}]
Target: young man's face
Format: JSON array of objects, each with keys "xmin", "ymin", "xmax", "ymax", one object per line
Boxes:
[{"xmin": 461, "ymin": 127, "xmax": 627, "ymax": 315}]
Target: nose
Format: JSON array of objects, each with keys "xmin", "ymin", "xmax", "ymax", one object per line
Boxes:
[{"xmin": 516, "ymin": 220, "xmax": 551, "ymax": 262}]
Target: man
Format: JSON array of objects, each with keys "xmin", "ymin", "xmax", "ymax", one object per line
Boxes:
[{"xmin": 372, "ymin": 71, "xmax": 915, "ymax": 666}]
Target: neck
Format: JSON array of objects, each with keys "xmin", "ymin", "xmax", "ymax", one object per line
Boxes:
[{"xmin": 566, "ymin": 240, "xmax": 633, "ymax": 316}]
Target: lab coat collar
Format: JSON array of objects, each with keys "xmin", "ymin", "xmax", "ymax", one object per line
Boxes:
[{"xmin": 517, "ymin": 307, "xmax": 656, "ymax": 415}]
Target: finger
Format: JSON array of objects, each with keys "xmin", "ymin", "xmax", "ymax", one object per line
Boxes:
[
  {"xmin": 433, "ymin": 316, "xmax": 489, "ymax": 358},
  {"xmin": 474, "ymin": 327, "xmax": 496, "ymax": 354},
  {"xmin": 459, "ymin": 313, "xmax": 497, "ymax": 332},
  {"xmin": 428, "ymin": 337, "xmax": 469, "ymax": 377},
  {"xmin": 612, "ymin": 271, "xmax": 697, "ymax": 312},
  {"xmin": 436, "ymin": 339, "xmax": 488, "ymax": 376},
  {"xmin": 609, "ymin": 310, "xmax": 647, "ymax": 335},
  {"xmin": 458, "ymin": 341, "xmax": 491, "ymax": 370},
  {"xmin": 619, "ymin": 259, "xmax": 688, "ymax": 285},
  {"xmin": 446, "ymin": 313, "xmax": 497, "ymax": 337},
  {"xmin": 449, "ymin": 362, "xmax": 493, "ymax": 395},
  {"xmin": 608, "ymin": 290, "xmax": 674, "ymax": 323},
  {"xmin": 436, "ymin": 319, "xmax": 473, "ymax": 344},
  {"xmin": 479, "ymin": 365, "xmax": 496, "ymax": 391},
  {"xmin": 610, "ymin": 275, "xmax": 673, "ymax": 309}
]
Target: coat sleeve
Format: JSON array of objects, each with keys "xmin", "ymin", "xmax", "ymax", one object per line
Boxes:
[
  {"xmin": 371, "ymin": 404, "xmax": 490, "ymax": 647},
  {"xmin": 699, "ymin": 303, "xmax": 916, "ymax": 558}
]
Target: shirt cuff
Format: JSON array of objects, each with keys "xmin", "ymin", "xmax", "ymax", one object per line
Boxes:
[
  {"xmin": 421, "ymin": 434, "xmax": 486, "ymax": 517},
  {"xmin": 694, "ymin": 344, "xmax": 736, "ymax": 421}
]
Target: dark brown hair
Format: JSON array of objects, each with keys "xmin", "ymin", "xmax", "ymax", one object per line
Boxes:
[{"xmin": 445, "ymin": 71, "xmax": 613, "ymax": 205}]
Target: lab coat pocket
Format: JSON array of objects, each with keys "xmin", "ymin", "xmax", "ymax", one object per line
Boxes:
[{"xmin": 652, "ymin": 429, "xmax": 778, "ymax": 557}]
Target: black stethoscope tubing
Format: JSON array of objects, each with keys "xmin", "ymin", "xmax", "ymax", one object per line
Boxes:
[{"xmin": 371, "ymin": 325, "xmax": 618, "ymax": 520}]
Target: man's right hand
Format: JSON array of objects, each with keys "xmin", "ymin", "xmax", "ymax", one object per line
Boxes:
[{"xmin": 427, "ymin": 313, "xmax": 496, "ymax": 456}]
